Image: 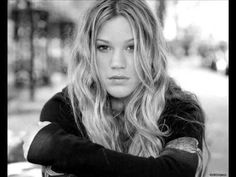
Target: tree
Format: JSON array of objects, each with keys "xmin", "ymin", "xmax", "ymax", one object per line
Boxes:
[{"xmin": 156, "ymin": 0, "xmax": 166, "ymax": 27}]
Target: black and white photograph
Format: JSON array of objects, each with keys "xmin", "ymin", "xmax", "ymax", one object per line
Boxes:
[{"xmin": 7, "ymin": 0, "xmax": 228, "ymax": 176}]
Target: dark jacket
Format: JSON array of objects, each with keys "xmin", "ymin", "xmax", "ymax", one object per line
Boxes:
[{"xmin": 27, "ymin": 83, "xmax": 205, "ymax": 177}]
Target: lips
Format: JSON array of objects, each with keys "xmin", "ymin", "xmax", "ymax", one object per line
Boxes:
[{"xmin": 109, "ymin": 75, "xmax": 129, "ymax": 80}]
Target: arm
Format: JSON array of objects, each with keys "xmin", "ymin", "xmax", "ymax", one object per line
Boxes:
[
  {"xmin": 28, "ymin": 123, "xmax": 200, "ymax": 177},
  {"xmin": 25, "ymin": 89, "xmax": 204, "ymax": 177},
  {"xmin": 38, "ymin": 88, "xmax": 84, "ymax": 137}
]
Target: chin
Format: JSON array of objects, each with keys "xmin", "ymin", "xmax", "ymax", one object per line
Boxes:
[{"xmin": 107, "ymin": 89, "xmax": 133, "ymax": 99}]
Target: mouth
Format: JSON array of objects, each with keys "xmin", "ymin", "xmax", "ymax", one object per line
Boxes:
[{"xmin": 109, "ymin": 76, "xmax": 129, "ymax": 80}]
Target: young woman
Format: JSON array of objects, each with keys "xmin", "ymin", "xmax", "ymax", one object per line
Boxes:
[{"xmin": 23, "ymin": 0, "xmax": 209, "ymax": 176}]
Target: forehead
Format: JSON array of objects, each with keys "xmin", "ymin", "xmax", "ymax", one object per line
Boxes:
[{"xmin": 97, "ymin": 16, "xmax": 134, "ymax": 41}]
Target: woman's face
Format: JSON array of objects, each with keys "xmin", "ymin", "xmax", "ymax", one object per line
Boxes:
[{"xmin": 96, "ymin": 16, "xmax": 140, "ymax": 99}]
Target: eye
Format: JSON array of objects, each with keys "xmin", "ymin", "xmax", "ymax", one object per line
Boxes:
[
  {"xmin": 96, "ymin": 45, "xmax": 111, "ymax": 52},
  {"xmin": 127, "ymin": 45, "xmax": 134, "ymax": 52}
]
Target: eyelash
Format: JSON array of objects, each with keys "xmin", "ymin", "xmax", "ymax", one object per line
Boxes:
[
  {"xmin": 127, "ymin": 45, "xmax": 134, "ymax": 51},
  {"xmin": 96, "ymin": 44, "xmax": 135, "ymax": 52},
  {"xmin": 96, "ymin": 45, "xmax": 111, "ymax": 52}
]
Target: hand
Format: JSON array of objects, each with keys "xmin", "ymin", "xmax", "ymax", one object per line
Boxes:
[{"xmin": 22, "ymin": 121, "xmax": 51, "ymax": 160}]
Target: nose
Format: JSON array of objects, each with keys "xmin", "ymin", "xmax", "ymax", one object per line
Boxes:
[{"xmin": 110, "ymin": 49, "xmax": 126, "ymax": 69}]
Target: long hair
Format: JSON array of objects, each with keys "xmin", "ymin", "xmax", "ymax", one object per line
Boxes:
[
  {"xmin": 67, "ymin": 3, "xmax": 209, "ymax": 175},
  {"xmin": 68, "ymin": 0, "xmax": 168, "ymax": 157}
]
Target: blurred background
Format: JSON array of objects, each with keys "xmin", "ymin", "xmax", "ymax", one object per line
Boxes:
[{"xmin": 7, "ymin": 0, "xmax": 228, "ymax": 176}]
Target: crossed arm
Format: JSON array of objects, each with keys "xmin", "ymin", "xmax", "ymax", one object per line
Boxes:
[{"xmin": 23, "ymin": 91, "xmax": 204, "ymax": 177}]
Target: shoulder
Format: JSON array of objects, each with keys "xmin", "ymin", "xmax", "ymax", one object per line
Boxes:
[
  {"xmin": 164, "ymin": 79, "xmax": 204, "ymax": 121},
  {"xmin": 40, "ymin": 86, "xmax": 72, "ymax": 120},
  {"xmin": 160, "ymin": 78, "xmax": 205, "ymax": 149},
  {"xmin": 40, "ymin": 86, "xmax": 81, "ymax": 136}
]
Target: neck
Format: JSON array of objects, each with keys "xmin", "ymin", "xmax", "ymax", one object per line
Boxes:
[{"xmin": 110, "ymin": 97, "xmax": 126, "ymax": 114}]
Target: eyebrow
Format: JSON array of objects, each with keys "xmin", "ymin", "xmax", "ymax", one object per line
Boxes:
[{"xmin": 96, "ymin": 38, "xmax": 134, "ymax": 43}]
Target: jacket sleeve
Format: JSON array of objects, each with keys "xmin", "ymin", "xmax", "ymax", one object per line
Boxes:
[
  {"xmin": 28, "ymin": 123, "xmax": 200, "ymax": 177},
  {"xmin": 38, "ymin": 89, "xmax": 83, "ymax": 137},
  {"xmin": 27, "ymin": 88, "xmax": 203, "ymax": 177}
]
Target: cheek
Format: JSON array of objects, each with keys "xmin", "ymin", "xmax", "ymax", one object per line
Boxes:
[
  {"xmin": 128, "ymin": 59, "xmax": 139, "ymax": 81},
  {"xmin": 127, "ymin": 62, "xmax": 140, "ymax": 88},
  {"xmin": 132, "ymin": 75, "xmax": 141, "ymax": 90},
  {"xmin": 96, "ymin": 54, "xmax": 109, "ymax": 81},
  {"xmin": 97, "ymin": 53, "xmax": 110, "ymax": 67},
  {"xmin": 96, "ymin": 54, "xmax": 103, "ymax": 68},
  {"xmin": 130, "ymin": 67, "xmax": 141, "ymax": 89}
]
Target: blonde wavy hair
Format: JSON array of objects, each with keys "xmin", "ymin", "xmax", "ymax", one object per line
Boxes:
[{"xmin": 68, "ymin": 0, "xmax": 171, "ymax": 158}]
